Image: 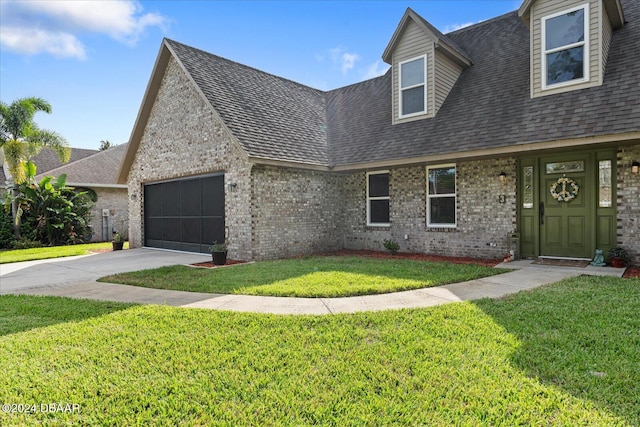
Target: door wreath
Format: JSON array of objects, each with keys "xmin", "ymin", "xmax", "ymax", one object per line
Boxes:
[{"xmin": 550, "ymin": 175, "xmax": 579, "ymax": 202}]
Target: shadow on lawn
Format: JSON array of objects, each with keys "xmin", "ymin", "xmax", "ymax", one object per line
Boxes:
[
  {"xmin": 474, "ymin": 275, "xmax": 640, "ymax": 425},
  {"xmin": 0, "ymin": 295, "xmax": 136, "ymax": 336},
  {"xmin": 99, "ymin": 255, "xmax": 503, "ymax": 296}
]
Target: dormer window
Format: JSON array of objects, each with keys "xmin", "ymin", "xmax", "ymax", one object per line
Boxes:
[
  {"xmin": 399, "ymin": 55, "xmax": 427, "ymax": 117},
  {"xmin": 542, "ymin": 4, "xmax": 589, "ymax": 89}
]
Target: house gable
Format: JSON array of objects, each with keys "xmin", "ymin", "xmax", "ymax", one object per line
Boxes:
[
  {"xmin": 118, "ymin": 40, "xmax": 252, "ymax": 185},
  {"xmin": 382, "ymin": 8, "xmax": 471, "ymax": 124},
  {"xmin": 519, "ymin": 0, "xmax": 625, "ymax": 98}
]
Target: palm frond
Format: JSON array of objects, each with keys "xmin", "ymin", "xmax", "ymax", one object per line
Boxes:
[
  {"xmin": 28, "ymin": 129, "xmax": 70, "ymax": 163},
  {"xmin": 2, "ymin": 140, "xmax": 28, "ymax": 183},
  {"xmin": 2, "ymin": 97, "xmax": 52, "ymax": 141}
]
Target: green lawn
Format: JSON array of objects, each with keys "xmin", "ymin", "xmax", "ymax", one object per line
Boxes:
[
  {"xmin": 0, "ymin": 242, "xmax": 129, "ymax": 264},
  {"xmin": 99, "ymin": 255, "xmax": 503, "ymax": 298},
  {"xmin": 1, "ymin": 275, "xmax": 638, "ymax": 425}
]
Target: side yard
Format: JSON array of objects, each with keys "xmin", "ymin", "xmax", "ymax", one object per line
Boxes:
[{"xmin": 0, "ymin": 242, "xmax": 128, "ymax": 264}]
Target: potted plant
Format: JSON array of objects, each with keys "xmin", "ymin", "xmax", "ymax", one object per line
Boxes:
[
  {"xmin": 112, "ymin": 232, "xmax": 124, "ymax": 251},
  {"xmin": 209, "ymin": 240, "xmax": 229, "ymax": 265},
  {"xmin": 608, "ymin": 247, "xmax": 628, "ymax": 268},
  {"xmin": 383, "ymin": 239, "xmax": 400, "ymax": 255}
]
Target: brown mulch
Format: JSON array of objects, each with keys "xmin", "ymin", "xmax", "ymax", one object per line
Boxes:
[
  {"xmin": 325, "ymin": 249, "xmax": 503, "ymax": 267},
  {"xmin": 94, "ymin": 246, "xmax": 637, "ymax": 277},
  {"xmin": 624, "ymin": 267, "xmax": 640, "ymax": 279},
  {"xmin": 323, "ymin": 250, "xmax": 640, "ymax": 277},
  {"xmin": 191, "ymin": 259, "xmax": 246, "ymax": 268}
]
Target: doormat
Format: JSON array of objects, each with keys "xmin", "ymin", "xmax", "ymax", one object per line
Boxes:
[{"xmin": 532, "ymin": 258, "xmax": 589, "ymax": 268}]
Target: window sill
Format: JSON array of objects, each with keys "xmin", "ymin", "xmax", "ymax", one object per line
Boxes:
[
  {"xmin": 399, "ymin": 111, "xmax": 427, "ymax": 120},
  {"xmin": 426, "ymin": 226, "xmax": 458, "ymax": 232},
  {"xmin": 541, "ymin": 77, "xmax": 589, "ymax": 92},
  {"xmin": 366, "ymin": 224, "xmax": 390, "ymax": 230}
]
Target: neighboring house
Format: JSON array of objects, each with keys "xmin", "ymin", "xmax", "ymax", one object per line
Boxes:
[
  {"xmin": 1, "ymin": 147, "xmax": 98, "ymax": 192},
  {"xmin": 118, "ymin": 0, "xmax": 640, "ymax": 265},
  {"xmin": 35, "ymin": 144, "xmax": 129, "ymax": 242}
]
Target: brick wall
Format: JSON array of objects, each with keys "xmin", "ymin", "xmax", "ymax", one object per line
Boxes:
[
  {"xmin": 89, "ymin": 187, "xmax": 128, "ymax": 242},
  {"xmin": 126, "ymin": 57, "xmax": 253, "ymax": 260},
  {"xmin": 341, "ymin": 158, "xmax": 518, "ymax": 259},
  {"xmin": 617, "ymin": 144, "xmax": 640, "ymax": 266},
  {"xmin": 250, "ymin": 165, "xmax": 344, "ymax": 260},
  {"xmin": 126, "ymin": 56, "xmax": 636, "ymax": 265}
]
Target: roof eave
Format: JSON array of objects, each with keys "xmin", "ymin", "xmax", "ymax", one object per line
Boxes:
[
  {"xmin": 604, "ymin": 0, "xmax": 625, "ymax": 29},
  {"xmin": 517, "ymin": 0, "xmax": 533, "ymax": 22},
  {"xmin": 331, "ymin": 132, "xmax": 640, "ymax": 172},
  {"xmin": 435, "ymin": 42, "xmax": 472, "ymax": 68},
  {"xmin": 382, "ymin": 8, "xmax": 414, "ymax": 64},
  {"xmin": 247, "ymin": 155, "xmax": 330, "ymax": 171},
  {"xmin": 116, "ymin": 40, "xmax": 172, "ymax": 185},
  {"xmin": 66, "ymin": 183, "xmax": 128, "ymax": 189},
  {"xmin": 382, "ymin": 8, "xmax": 471, "ymax": 67},
  {"xmin": 519, "ymin": 0, "xmax": 624, "ymax": 29}
]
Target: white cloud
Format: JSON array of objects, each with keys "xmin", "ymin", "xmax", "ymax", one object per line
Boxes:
[
  {"xmin": 0, "ymin": 0, "xmax": 167, "ymax": 58},
  {"xmin": 329, "ymin": 46, "xmax": 360, "ymax": 75},
  {"xmin": 340, "ymin": 52, "xmax": 360, "ymax": 74},
  {"xmin": 363, "ymin": 61, "xmax": 390, "ymax": 80},
  {"xmin": 0, "ymin": 27, "xmax": 86, "ymax": 59},
  {"xmin": 443, "ymin": 22, "xmax": 477, "ymax": 33}
]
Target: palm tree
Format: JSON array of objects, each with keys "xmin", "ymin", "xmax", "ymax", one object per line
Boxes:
[
  {"xmin": 0, "ymin": 97, "xmax": 70, "ymax": 184},
  {"xmin": 1, "ymin": 97, "xmax": 71, "ymax": 238}
]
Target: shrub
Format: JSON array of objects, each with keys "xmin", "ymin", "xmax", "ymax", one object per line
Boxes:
[
  {"xmin": 10, "ymin": 174, "xmax": 96, "ymax": 246},
  {"xmin": 0, "ymin": 205, "xmax": 14, "ymax": 249},
  {"xmin": 608, "ymin": 247, "xmax": 628, "ymax": 260},
  {"xmin": 383, "ymin": 239, "xmax": 400, "ymax": 255},
  {"xmin": 10, "ymin": 238, "xmax": 43, "ymax": 250}
]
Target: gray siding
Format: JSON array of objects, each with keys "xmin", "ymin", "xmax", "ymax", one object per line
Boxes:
[
  {"xmin": 434, "ymin": 51, "xmax": 464, "ymax": 114},
  {"xmin": 531, "ymin": 0, "xmax": 602, "ymax": 98},
  {"xmin": 390, "ymin": 20, "xmax": 463, "ymax": 123},
  {"xmin": 602, "ymin": 5, "xmax": 613, "ymax": 75},
  {"xmin": 392, "ymin": 20, "xmax": 435, "ymax": 124}
]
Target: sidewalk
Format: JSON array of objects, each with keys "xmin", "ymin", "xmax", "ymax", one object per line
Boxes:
[{"xmin": 12, "ymin": 258, "xmax": 625, "ymax": 315}]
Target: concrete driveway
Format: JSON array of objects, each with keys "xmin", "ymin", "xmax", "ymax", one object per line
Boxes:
[{"xmin": 0, "ymin": 248, "xmax": 211, "ymax": 294}]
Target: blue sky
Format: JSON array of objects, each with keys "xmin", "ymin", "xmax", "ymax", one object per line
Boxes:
[{"xmin": 1, "ymin": 1, "xmax": 521, "ymax": 150}]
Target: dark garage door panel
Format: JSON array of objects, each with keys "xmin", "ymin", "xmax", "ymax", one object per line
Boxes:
[{"xmin": 144, "ymin": 174, "xmax": 225, "ymax": 254}]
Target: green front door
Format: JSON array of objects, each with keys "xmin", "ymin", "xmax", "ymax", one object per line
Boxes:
[
  {"xmin": 539, "ymin": 153, "xmax": 594, "ymax": 258},
  {"xmin": 519, "ymin": 150, "xmax": 616, "ymax": 260}
]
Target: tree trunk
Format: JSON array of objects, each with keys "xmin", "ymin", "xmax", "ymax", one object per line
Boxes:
[{"xmin": 10, "ymin": 187, "xmax": 21, "ymax": 239}]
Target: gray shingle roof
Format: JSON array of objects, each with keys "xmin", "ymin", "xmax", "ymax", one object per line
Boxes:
[
  {"xmin": 166, "ymin": 40, "xmax": 328, "ymax": 166},
  {"xmin": 32, "ymin": 147, "xmax": 98, "ymax": 174},
  {"xmin": 166, "ymin": 0, "xmax": 640, "ymax": 169},
  {"xmin": 329, "ymin": 0, "xmax": 640, "ymax": 166},
  {"xmin": 1, "ymin": 147, "xmax": 98, "ymax": 188},
  {"xmin": 36, "ymin": 144, "xmax": 127, "ymax": 185}
]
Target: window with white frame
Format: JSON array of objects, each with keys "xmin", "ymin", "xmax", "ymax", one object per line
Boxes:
[
  {"xmin": 427, "ymin": 165, "xmax": 456, "ymax": 227},
  {"xmin": 542, "ymin": 4, "xmax": 589, "ymax": 88},
  {"xmin": 367, "ymin": 171, "xmax": 390, "ymax": 226},
  {"xmin": 399, "ymin": 55, "xmax": 426, "ymax": 117}
]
